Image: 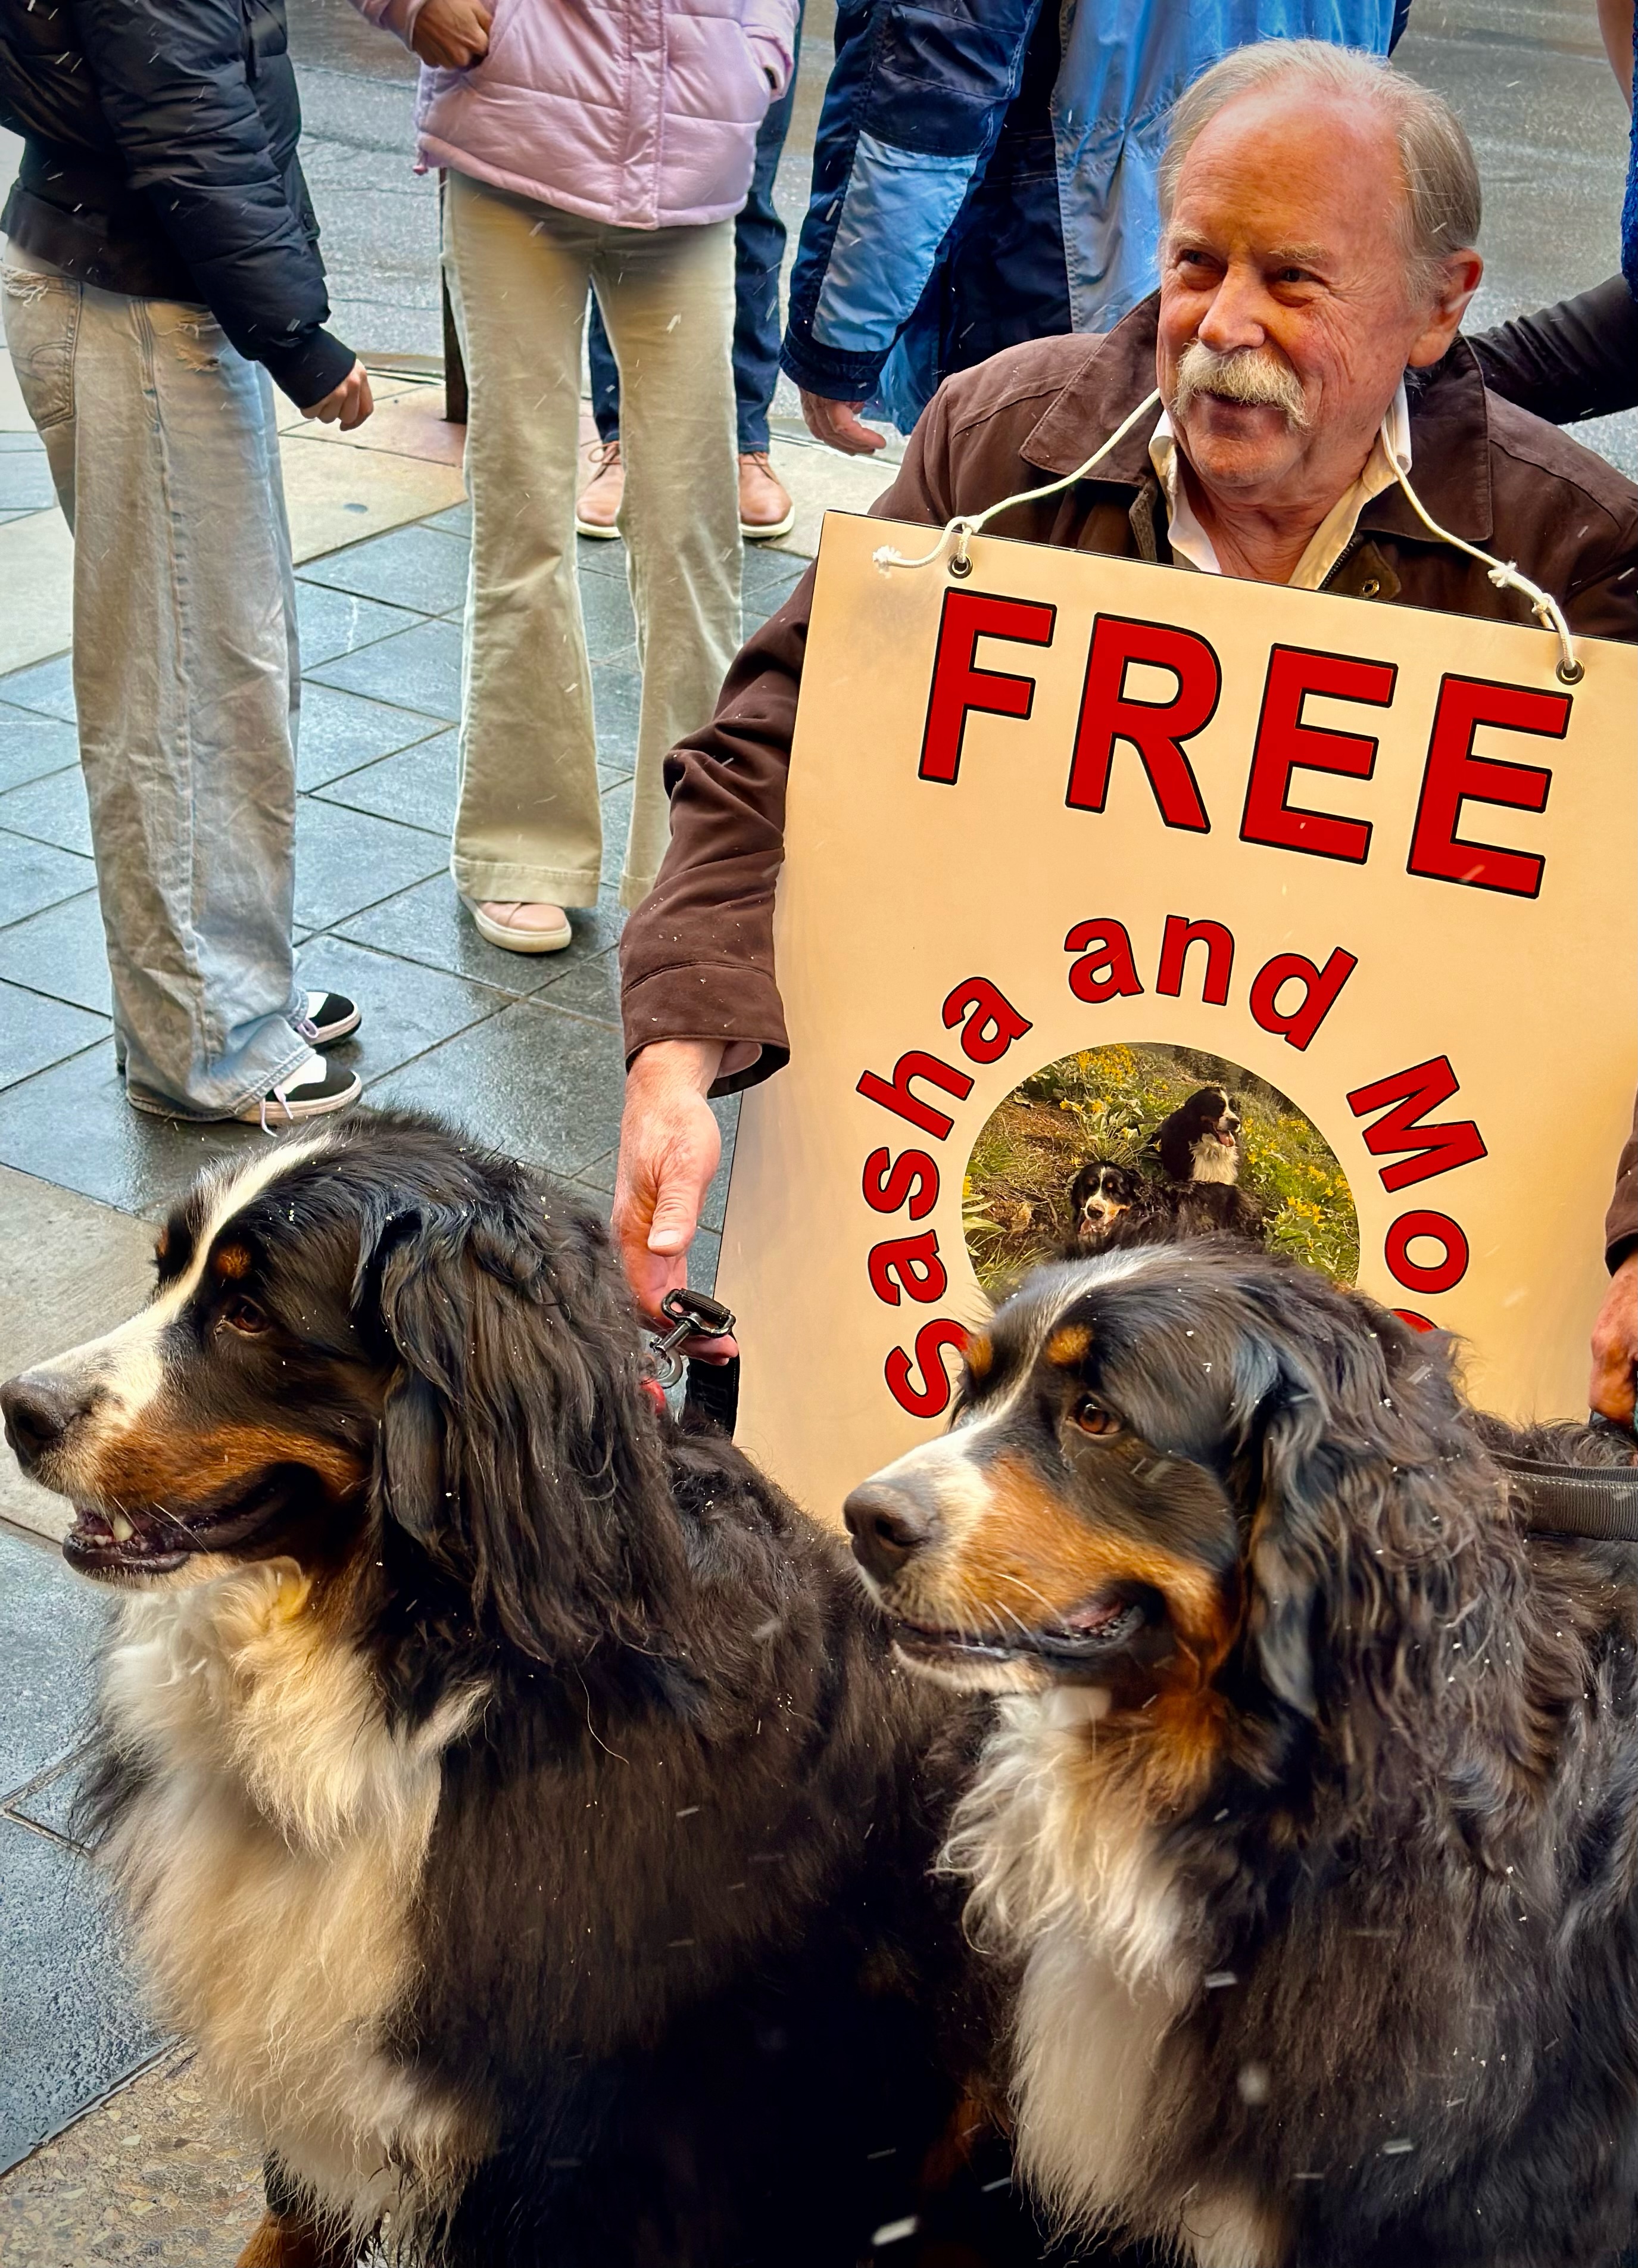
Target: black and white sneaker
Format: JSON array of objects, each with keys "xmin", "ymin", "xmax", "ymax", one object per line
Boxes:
[
  {"xmin": 294, "ymin": 990, "xmax": 362, "ymax": 1048},
  {"xmin": 235, "ymin": 1052, "xmax": 362, "ymax": 1129}
]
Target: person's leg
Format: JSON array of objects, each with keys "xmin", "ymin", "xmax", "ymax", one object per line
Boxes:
[
  {"xmin": 576, "ymin": 290, "xmax": 627, "ymax": 539},
  {"xmin": 443, "ymin": 171, "xmax": 604, "ymax": 913},
  {"xmin": 586, "ymin": 294, "xmax": 621, "ymax": 442},
  {"xmin": 592, "ymin": 219, "xmax": 740, "ymax": 909},
  {"xmin": 2, "ymin": 257, "xmax": 311, "ymax": 1117},
  {"xmin": 733, "ymin": 3, "xmax": 803, "ymax": 455}
]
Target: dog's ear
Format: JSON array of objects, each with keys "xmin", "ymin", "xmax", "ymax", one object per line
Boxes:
[
  {"xmin": 1236, "ymin": 1282, "xmax": 1489, "ymax": 1731},
  {"xmin": 360, "ymin": 1186, "xmax": 678, "ymax": 1660}
]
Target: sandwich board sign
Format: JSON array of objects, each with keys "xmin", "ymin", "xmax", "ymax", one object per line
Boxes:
[{"xmin": 715, "ymin": 513, "xmax": 1638, "ymax": 1525}]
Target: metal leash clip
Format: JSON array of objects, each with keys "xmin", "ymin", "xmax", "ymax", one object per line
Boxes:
[{"xmin": 648, "ymin": 1288, "xmax": 737, "ymax": 1389}]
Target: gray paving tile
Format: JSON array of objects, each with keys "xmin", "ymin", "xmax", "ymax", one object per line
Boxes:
[
  {"xmin": 536, "ymin": 949, "xmax": 620, "ymax": 1028},
  {"xmin": 372, "ymin": 998, "xmax": 626, "ymax": 1177},
  {"xmin": 600, "ymin": 776, "xmax": 634, "ymax": 882},
  {"xmin": 688, "ymin": 1225, "xmax": 722, "ymax": 1301},
  {"xmin": 6, "ymin": 1750, "xmax": 83, "ymax": 1845},
  {"xmin": 0, "ymin": 454, "xmax": 57, "ymax": 514},
  {"xmin": 295, "ymin": 578, "xmax": 425, "ymax": 669},
  {"xmin": 0, "ymin": 1818, "xmax": 161, "ymax": 2176},
  {"xmin": 0, "ymin": 433, "xmax": 47, "ymax": 453},
  {"xmin": 294, "ymin": 935, "xmax": 508, "ymax": 1082},
  {"xmin": 0, "ymin": 831, "xmax": 95, "ymax": 926},
  {"xmin": 575, "ymin": 533, "xmax": 628, "ymax": 581},
  {"xmin": 0, "ymin": 705, "xmax": 77, "ymax": 795},
  {"xmin": 316, "ymin": 727, "xmax": 455, "ymax": 834},
  {"xmin": 0, "ymin": 653, "xmax": 74, "ymax": 724},
  {"xmin": 307, "ymin": 615, "xmax": 463, "ymax": 722},
  {"xmin": 0, "ymin": 980, "xmax": 107, "ymax": 1091},
  {"xmin": 0, "ymin": 764, "xmax": 92, "ymax": 856},
  {"xmin": 336, "ymin": 871, "xmax": 624, "ymax": 993},
  {"xmin": 299, "ymin": 521, "xmax": 470, "ymax": 615},
  {"xmin": 0, "ymin": 1161, "xmax": 159, "ymax": 1383},
  {"xmin": 297, "ymin": 681, "xmax": 444, "ymax": 789},
  {"xmin": 571, "ymin": 1147, "xmax": 617, "ymax": 1194},
  {"xmin": 0, "ymin": 1043, "xmax": 258, "ymax": 1216},
  {"xmin": 0, "ymin": 890, "xmax": 110, "ymax": 1017},
  {"xmin": 743, "ymin": 544, "xmax": 811, "ymax": 601},
  {"xmin": 292, "ymin": 798, "xmax": 445, "ymax": 932},
  {"xmin": 0, "ymin": 1528, "xmax": 110, "ymax": 1802},
  {"xmin": 425, "ymin": 500, "xmax": 472, "ymax": 537},
  {"xmin": 579, "ymin": 570, "xmax": 637, "ymax": 663},
  {"xmin": 702, "ymin": 1091, "xmax": 740, "ymax": 1236},
  {"xmin": 592, "ymin": 655, "xmax": 641, "ymax": 773}
]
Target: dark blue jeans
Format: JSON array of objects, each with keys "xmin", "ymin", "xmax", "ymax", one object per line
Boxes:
[{"xmin": 588, "ymin": 5, "xmax": 803, "ymax": 456}]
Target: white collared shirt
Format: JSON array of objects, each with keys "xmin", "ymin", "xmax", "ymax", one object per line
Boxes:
[{"xmin": 1147, "ymin": 381, "xmax": 1412, "ymax": 590}]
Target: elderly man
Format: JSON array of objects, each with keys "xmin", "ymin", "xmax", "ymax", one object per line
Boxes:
[{"xmin": 614, "ymin": 39, "xmax": 1638, "ymax": 1410}]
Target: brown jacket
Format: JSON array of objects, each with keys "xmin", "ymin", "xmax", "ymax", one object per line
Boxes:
[{"xmin": 619, "ymin": 296, "xmax": 1638, "ymax": 1264}]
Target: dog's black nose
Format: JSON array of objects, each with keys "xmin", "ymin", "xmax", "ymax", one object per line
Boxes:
[
  {"xmin": 843, "ymin": 1482, "xmax": 940, "ymax": 1581},
  {"xmin": 1, "ymin": 1370, "xmax": 93, "ymax": 1471}
]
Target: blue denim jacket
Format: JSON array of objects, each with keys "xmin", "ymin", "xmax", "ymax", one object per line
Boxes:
[{"xmin": 781, "ymin": 0, "xmax": 1405, "ymax": 432}]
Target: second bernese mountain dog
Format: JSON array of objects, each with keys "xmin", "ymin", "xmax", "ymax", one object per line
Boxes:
[
  {"xmin": 0, "ymin": 1113, "xmax": 1018, "ymax": 2268},
  {"xmin": 844, "ymin": 1240, "xmax": 1638, "ymax": 2267}
]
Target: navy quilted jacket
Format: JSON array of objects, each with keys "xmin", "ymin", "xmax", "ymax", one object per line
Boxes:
[{"xmin": 0, "ymin": 0, "xmax": 352, "ymax": 405}]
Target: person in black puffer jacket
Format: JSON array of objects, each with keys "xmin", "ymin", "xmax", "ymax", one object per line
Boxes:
[{"xmin": 0, "ymin": 0, "xmax": 372, "ymax": 1125}]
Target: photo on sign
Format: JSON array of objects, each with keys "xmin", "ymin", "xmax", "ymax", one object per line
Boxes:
[{"xmin": 962, "ymin": 1043, "xmax": 1361, "ymax": 1296}]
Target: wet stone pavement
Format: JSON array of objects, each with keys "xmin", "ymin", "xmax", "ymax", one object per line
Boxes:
[{"xmin": 0, "ymin": 522, "xmax": 807, "ymax": 2250}]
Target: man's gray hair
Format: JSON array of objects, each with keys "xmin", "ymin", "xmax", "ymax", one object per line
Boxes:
[{"xmin": 1157, "ymin": 40, "xmax": 1481, "ymax": 292}]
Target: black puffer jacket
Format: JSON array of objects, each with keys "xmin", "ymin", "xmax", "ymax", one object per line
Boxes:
[{"xmin": 0, "ymin": 0, "xmax": 352, "ymax": 406}]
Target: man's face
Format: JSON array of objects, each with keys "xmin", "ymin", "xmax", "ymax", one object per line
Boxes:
[{"xmin": 1156, "ymin": 88, "xmax": 1467, "ymax": 513}]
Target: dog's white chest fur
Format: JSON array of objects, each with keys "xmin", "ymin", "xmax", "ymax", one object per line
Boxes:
[
  {"xmin": 98, "ymin": 1563, "xmax": 483, "ymax": 2228},
  {"xmin": 949, "ymin": 1693, "xmax": 1284, "ymax": 2268}
]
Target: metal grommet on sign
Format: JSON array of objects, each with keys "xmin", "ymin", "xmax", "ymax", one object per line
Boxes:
[
  {"xmin": 1359, "ymin": 577, "xmax": 1381, "ymax": 598},
  {"xmin": 1556, "ymin": 656, "xmax": 1586, "ymax": 685},
  {"xmin": 947, "ymin": 552, "xmax": 973, "ymax": 578}
]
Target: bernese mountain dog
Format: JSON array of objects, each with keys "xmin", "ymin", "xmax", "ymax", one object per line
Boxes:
[
  {"xmin": 843, "ymin": 1239, "xmax": 1638, "ymax": 2267},
  {"xmin": 1151, "ymin": 1086, "xmax": 1264, "ymax": 1241},
  {"xmin": 1067, "ymin": 1159, "xmax": 1163, "ymax": 1247},
  {"xmin": 0, "ymin": 1113, "xmax": 1016, "ymax": 2268}
]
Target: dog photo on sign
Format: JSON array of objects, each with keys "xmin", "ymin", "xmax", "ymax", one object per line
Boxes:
[{"xmin": 963, "ymin": 1043, "xmax": 1360, "ymax": 1293}]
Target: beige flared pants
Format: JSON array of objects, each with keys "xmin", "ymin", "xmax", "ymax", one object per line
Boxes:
[{"xmin": 442, "ymin": 169, "xmax": 741, "ymax": 912}]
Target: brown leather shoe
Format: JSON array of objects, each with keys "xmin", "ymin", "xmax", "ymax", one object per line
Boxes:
[
  {"xmin": 575, "ymin": 439, "xmax": 623, "ymax": 538},
  {"xmin": 738, "ymin": 450, "xmax": 795, "ymax": 541}
]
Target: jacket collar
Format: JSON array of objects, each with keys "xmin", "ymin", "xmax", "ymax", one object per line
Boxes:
[{"xmin": 1019, "ymin": 293, "xmax": 1497, "ymax": 548}]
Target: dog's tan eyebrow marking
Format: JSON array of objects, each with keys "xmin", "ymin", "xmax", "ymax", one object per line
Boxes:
[
  {"xmin": 966, "ymin": 1333, "xmax": 994, "ymax": 1379},
  {"xmin": 212, "ymin": 1243, "xmax": 252, "ymax": 1281},
  {"xmin": 1046, "ymin": 1325, "xmax": 1093, "ymax": 1367}
]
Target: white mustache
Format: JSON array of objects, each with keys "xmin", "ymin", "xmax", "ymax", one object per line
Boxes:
[{"xmin": 1171, "ymin": 342, "xmax": 1310, "ymax": 429}]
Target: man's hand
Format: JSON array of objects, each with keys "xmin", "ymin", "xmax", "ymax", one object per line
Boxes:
[
  {"xmin": 1590, "ymin": 1251, "xmax": 1638, "ymax": 1425},
  {"xmin": 410, "ymin": 0, "xmax": 492, "ymax": 67},
  {"xmin": 302, "ymin": 360, "xmax": 374, "ymax": 431},
  {"xmin": 613, "ymin": 1040, "xmax": 737, "ymax": 1355},
  {"xmin": 800, "ymin": 388, "xmax": 887, "ymax": 457}
]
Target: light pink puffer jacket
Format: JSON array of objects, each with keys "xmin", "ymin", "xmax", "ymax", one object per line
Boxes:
[{"xmin": 357, "ymin": 0, "xmax": 799, "ymax": 229}]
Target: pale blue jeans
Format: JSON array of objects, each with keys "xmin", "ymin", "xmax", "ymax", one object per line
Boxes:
[{"xmin": 2, "ymin": 250, "xmax": 311, "ymax": 1118}]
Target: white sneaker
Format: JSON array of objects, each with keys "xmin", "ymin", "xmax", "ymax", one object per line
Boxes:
[{"xmin": 235, "ymin": 1052, "xmax": 362, "ymax": 1129}]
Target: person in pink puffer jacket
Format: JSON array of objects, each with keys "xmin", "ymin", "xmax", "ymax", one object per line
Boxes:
[{"xmin": 353, "ymin": 0, "xmax": 800, "ymax": 948}]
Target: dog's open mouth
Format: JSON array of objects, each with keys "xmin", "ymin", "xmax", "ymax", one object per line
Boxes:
[
  {"xmin": 64, "ymin": 1472, "xmax": 295, "ymax": 1580},
  {"xmin": 891, "ymin": 1588, "xmax": 1152, "ymax": 1672}
]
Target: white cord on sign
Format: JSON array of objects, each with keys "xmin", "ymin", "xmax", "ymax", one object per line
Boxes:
[
  {"xmin": 871, "ymin": 383, "xmax": 1583, "ymax": 687},
  {"xmin": 1381, "ymin": 439, "xmax": 1581, "ymax": 684},
  {"xmin": 871, "ymin": 388, "xmax": 1165, "ymax": 574}
]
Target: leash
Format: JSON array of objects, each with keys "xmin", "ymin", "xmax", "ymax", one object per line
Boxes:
[
  {"xmin": 1499, "ymin": 1423, "xmax": 1638, "ymax": 1541},
  {"xmin": 646, "ymin": 1288, "xmax": 740, "ymax": 1437}
]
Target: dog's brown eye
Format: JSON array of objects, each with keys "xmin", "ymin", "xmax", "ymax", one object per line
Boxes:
[
  {"xmin": 1072, "ymin": 1398, "xmax": 1121, "ymax": 1437},
  {"xmin": 220, "ymin": 1295, "xmax": 269, "ymax": 1336}
]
